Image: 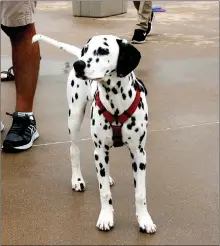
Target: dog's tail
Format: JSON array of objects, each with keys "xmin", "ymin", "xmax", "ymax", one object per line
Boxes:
[{"xmin": 32, "ymin": 34, "xmax": 81, "ymax": 59}]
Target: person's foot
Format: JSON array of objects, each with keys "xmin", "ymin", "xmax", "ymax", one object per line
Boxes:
[
  {"xmin": 1, "ymin": 121, "xmax": 4, "ymax": 132},
  {"xmin": 132, "ymin": 29, "xmax": 148, "ymax": 44},
  {"xmin": 131, "ymin": 12, "xmax": 154, "ymax": 44},
  {"xmin": 2, "ymin": 112, "xmax": 39, "ymax": 152}
]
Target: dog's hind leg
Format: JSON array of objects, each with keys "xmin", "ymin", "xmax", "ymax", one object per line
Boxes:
[{"xmin": 67, "ymin": 70, "xmax": 89, "ymax": 192}]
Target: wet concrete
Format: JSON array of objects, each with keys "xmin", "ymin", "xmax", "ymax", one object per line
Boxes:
[{"xmin": 1, "ymin": 1, "xmax": 219, "ymax": 245}]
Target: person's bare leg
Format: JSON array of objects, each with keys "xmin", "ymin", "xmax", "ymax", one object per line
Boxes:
[{"xmin": 1, "ymin": 23, "xmax": 40, "ymax": 112}]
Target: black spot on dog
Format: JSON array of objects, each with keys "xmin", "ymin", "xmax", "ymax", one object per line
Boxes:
[
  {"xmin": 106, "ymin": 79, "xmax": 111, "ymax": 85},
  {"xmin": 130, "ymin": 152, "xmax": 134, "ymax": 159},
  {"xmin": 122, "ymin": 93, "xmax": 126, "ymax": 100},
  {"xmin": 72, "ymin": 97, "xmax": 74, "ymax": 103},
  {"xmin": 99, "ymin": 163, "xmax": 103, "ymax": 169},
  {"xmin": 94, "ymin": 134, "xmax": 97, "ymax": 138},
  {"xmin": 139, "ymin": 163, "xmax": 146, "ymax": 170},
  {"xmin": 77, "ymin": 84, "xmax": 79, "ymax": 88},
  {"xmin": 139, "ymin": 145, "xmax": 144, "ymax": 154},
  {"xmin": 75, "ymin": 93, "xmax": 78, "ymax": 100},
  {"xmin": 128, "ymin": 137, "xmax": 131, "ymax": 140},
  {"xmin": 91, "ymin": 107, "xmax": 94, "ymax": 119},
  {"xmin": 104, "ymin": 42, "xmax": 109, "ymax": 46},
  {"xmin": 106, "ymin": 94, "xmax": 110, "ymax": 100},
  {"xmin": 100, "ymin": 183, "xmax": 102, "ymax": 189},
  {"xmin": 112, "ymin": 87, "xmax": 118, "ymax": 94},
  {"xmin": 139, "ymin": 131, "xmax": 146, "ymax": 143},
  {"xmin": 105, "ymin": 151, "xmax": 109, "ymax": 156},
  {"xmin": 110, "ymin": 102, "xmax": 114, "ymax": 109},
  {"xmin": 105, "ymin": 145, "xmax": 109, "ymax": 150},
  {"xmin": 84, "ymin": 46, "xmax": 88, "ymax": 54},
  {"xmin": 135, "ymin": 128, "xmax": 139, "ymax": 132},
  {"xmin": 97, "ymin": 47, "xmax": 109, "ymax": 55},
  {"xmin": 100, "ymin": 168, "xmax": 105, "ymax": 177},
  {"xmin": 145, "ymin": 113, "xmax": 148, "ymax": 121},
  {"xmin": 94, "ymin": 142, "xmax": 98, "ymax": 147},
  {"xmin": 71, "ymin": 80, "xmax": 74, "ymax": 87},
  {"xmin": 69, "ymin": 109, "xmax": 71, "ymax": 116},
  {"xmin": 81, "ymin": 48, "xmax": 85, "ymax": 57},
  {"xmin": 111, "ymin": 69, "xmax": 116, "ymax": 73},
  {"xmin": 106, "ymin": 70, "xmax": 109, "ymax": 74},
  {"xmin": 92, "ymin": 119, "xmax": 95, "ymax": 125},
  {"xmin": 128, "ymin": 89, "xmax": 132, "ymax": 98},
  {"xmin": 80, "ymin": 183, "xmax": 85, "ymax": 191},
  {"xmin": 85, "ymin": 81, "xmax": 88, "ymax": 86},
  {"xmin": 115, "ymin": 109, "xmax": 119, "ymax": 116},
  {"xmin": 87, "ymin": 63, "xmax": 91, "ymax": 68},
  {"xmin": 95, "ymin": 154, "xmax": 99, "ymax": 161},
  {"xmin": 68, "ymin": 128, "xmax": 71, "ymax": 134},
  {"xmin": 132, "ymin": 162, "xmax": 137, "ymax": 172},
  {"xmin": 117, "ymin": 81, "xmax": 121, "ymax": 88},
  {"xmin": 99, "ymin": 140, "xmax": 102, "ymax": 145},
  {"xmin": 93, "ymin": 50, "xmax": 97, "ymax": 56},
  {"xmin": 105, "ymin": 155, "xmax": 109, "ymax": 164},
  {"xmin": 104, "ymin": 37, "xmax": 107, "ymax": 41},
  {"xmin": 109, "ymin": 198, "xmax": 112, "ymax": 205},
  {"xmin": 127, "ymin": 124, "xmax": 132, "ymax": 130},
  {"xmin": 77, "ymin": 178, "xmax": 81, "ymax": 181},
  {"xmin": 96, "ymin": 58, "xmax": 99, "ymax": 63},
  {"xmin": 134, "ymin": 178, "xmax": 136, "ymax": 188},
  {"xmin": 103, "ymin": 125, "xmax": 108, "ymax": 130},
  {"xmin": 88, "ymin": 58, "xmax": 92, "ymax": 63}
]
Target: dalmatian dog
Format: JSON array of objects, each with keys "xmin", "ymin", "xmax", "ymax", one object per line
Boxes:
[{"xmin": 32, "ymin": 34, "xmax": 156, "ymax": 234}]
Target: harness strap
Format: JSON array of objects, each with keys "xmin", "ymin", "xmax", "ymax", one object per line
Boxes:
[
  {"xmin": 95, "ymin": 83, "xmax": 142, "ymax": 148},
  {"xmin": 95, "ymin": 84, "xmax": 142, "ymax": 125}
]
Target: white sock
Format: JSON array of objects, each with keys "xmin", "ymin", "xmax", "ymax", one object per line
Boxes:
[{"xmin": 17, "ymin": 112, "xmax": 34, "ymax": 117}]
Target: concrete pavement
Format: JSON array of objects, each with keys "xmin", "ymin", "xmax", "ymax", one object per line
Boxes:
[{"xmin": 1, "ymin": 1, "xmax": 219, "ymax": 245}]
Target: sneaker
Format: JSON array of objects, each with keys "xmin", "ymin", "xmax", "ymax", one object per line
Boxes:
[
  {"xmin": 131, "ymin": 29, "xmax": 148, "ymax": 44},
  {"xmin": 132, "ymin": 12, "xmax": 154, "ymax": 44},
  {"xmin": 2, "ymin": 112, "xmax": 39, "ymax": 152},
  {"xmin": 1, "ymin": 121, "xmax": 4, "ymax": 132}
]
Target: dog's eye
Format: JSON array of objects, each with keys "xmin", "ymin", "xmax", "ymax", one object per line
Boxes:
[
  {"xmin": 97, "ymin": 47, "xmax": 109, "ymax": 56},
  {"xmin": 81, "ymin": 46, "xmax": 89, "ymax": 57},
  {"xmin": 81, "ymin": 47, "xmax": 85, "ymax": 57}
]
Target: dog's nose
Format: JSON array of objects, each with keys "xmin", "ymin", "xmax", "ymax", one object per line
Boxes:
[{"xmin": 73, "ymin": 60, "xmax": 86, "ymax": 73}]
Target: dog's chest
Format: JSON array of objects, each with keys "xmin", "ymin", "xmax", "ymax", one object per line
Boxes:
[{"xmin": 90, "ymin": 87, "xmax": 148, "ymax": 148}]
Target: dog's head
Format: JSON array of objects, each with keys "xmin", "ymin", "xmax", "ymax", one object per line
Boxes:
[{"xmin": 73, "ymin": 35, "xmax": 141, "ymax": 80}]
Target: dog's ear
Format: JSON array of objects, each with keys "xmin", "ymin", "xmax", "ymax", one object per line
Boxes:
[{"xmin": 116, "ymin": 39, "xmax": 141, "ymax": 78}]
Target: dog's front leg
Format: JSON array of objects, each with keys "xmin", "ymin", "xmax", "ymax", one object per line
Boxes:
[
  {"xmin": 67, "ymin": 71, "xmax": 89, "ymax": 192},
  {"xmin": 130, "ymin": 148, "xmax": 156, "ymax": 234},
  {"xmin": 94, "ymin": 147, "xmax": 114, "ymax": 231}
]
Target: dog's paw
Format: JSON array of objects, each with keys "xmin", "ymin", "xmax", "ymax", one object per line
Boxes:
[
  {"xmin": 109, "ymin": 176, "xmax": 115, "ymax": 186},
  {"xmin": 138, "ymin": 215, "xmax": 156, "ymax": 234},
  {"xmin": 96, "ymin": 209, "xmax": 114, "ymax": 231},
  {"xmin": 71, "ymin": 176, "xmax": 86, "ymax": 192}
]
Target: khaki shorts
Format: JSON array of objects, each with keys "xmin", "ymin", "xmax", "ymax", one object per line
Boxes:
[{"xmin": 0, "ymin": 1, "xmax": 37, "ymax": 27}]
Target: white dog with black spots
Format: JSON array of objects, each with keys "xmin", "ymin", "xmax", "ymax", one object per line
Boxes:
[{"xmin": 32, "ymin": 34, "xmax": 156, "ymax": 234}]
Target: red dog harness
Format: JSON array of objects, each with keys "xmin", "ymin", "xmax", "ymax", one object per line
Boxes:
[{"xmin": 95, "ymin": 84, "xmax": 142, "ymax": 148}]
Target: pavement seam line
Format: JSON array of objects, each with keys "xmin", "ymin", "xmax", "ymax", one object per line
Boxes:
[{"xmin": 32, "ymin": 121, "xmax": 219, "ymax": 147}]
